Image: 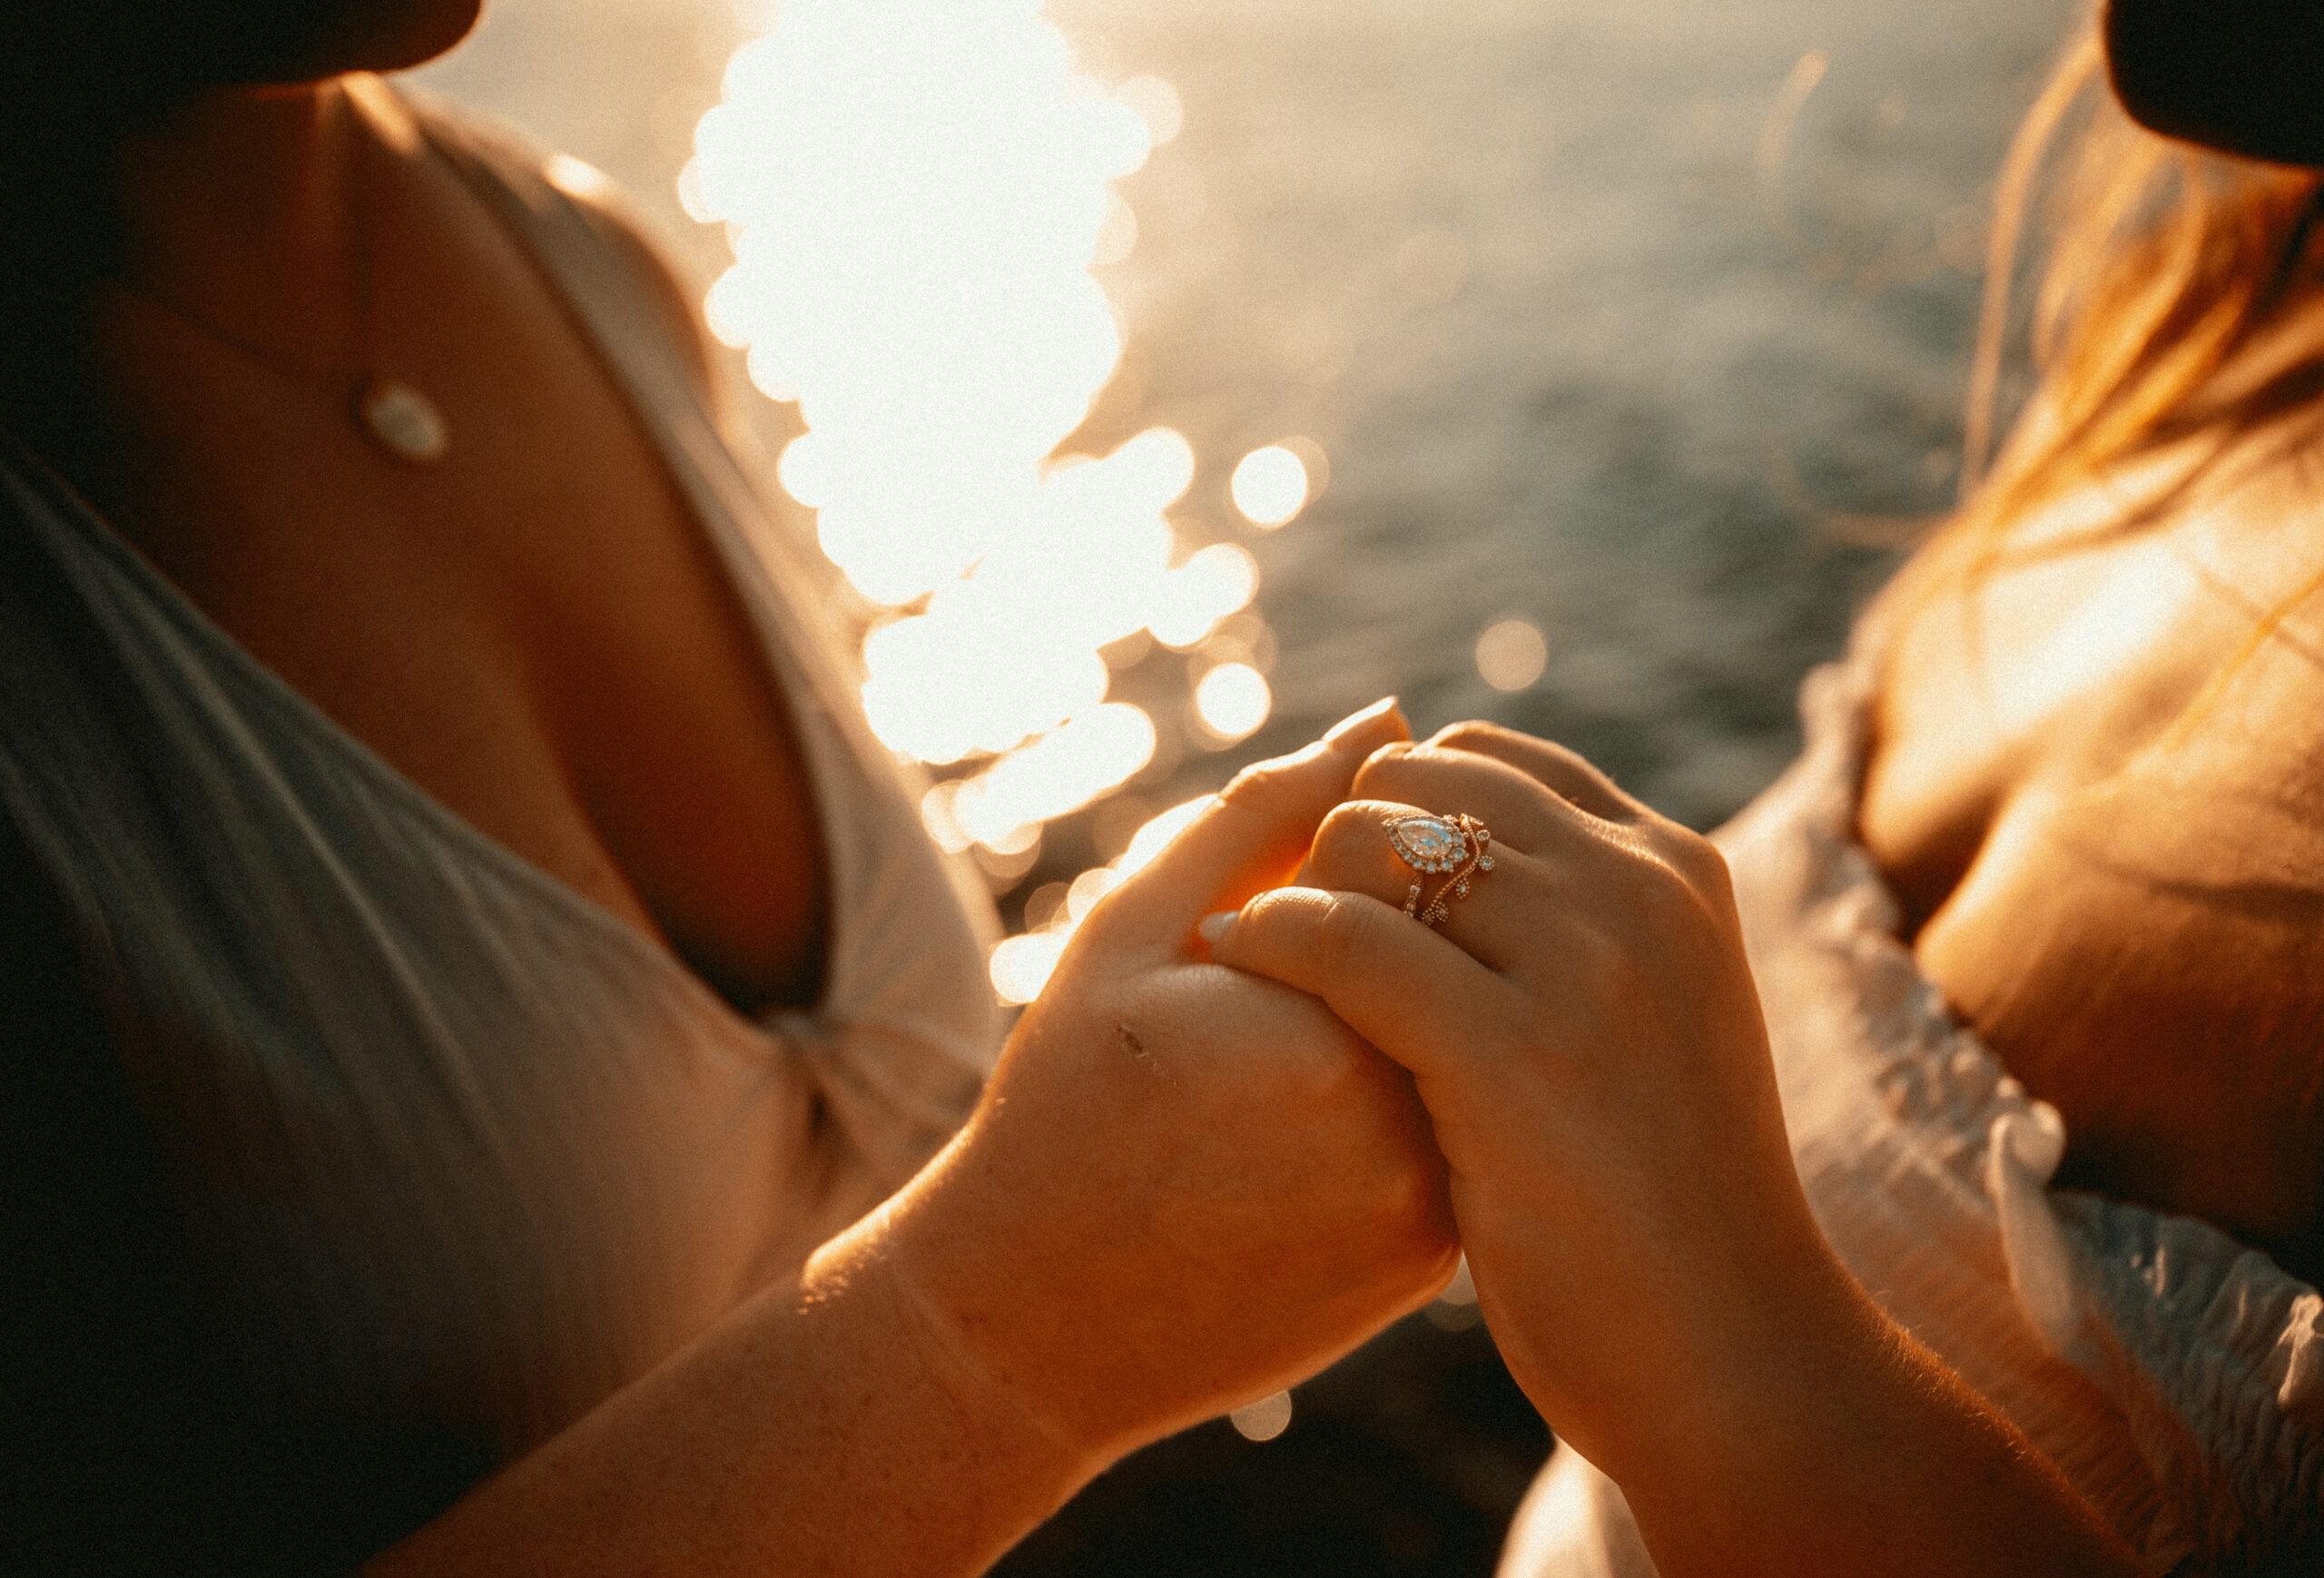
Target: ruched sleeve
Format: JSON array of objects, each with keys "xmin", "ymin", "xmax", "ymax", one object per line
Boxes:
[{"xmin": 1500, "ymin": 657, "xmax": 2324, "ymax": 1578}]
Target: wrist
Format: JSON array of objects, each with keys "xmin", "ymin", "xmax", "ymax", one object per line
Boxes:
[
  {"xmin": 803, "ymin": 1171, "xmax": 1109, "ymax": 1534},
  {"xmin": 848, "ymin": 1018, "xmax": 1206, "ymax": 1467},
  {"xmin": 834, "ymin": 1216, "xmax": 1094, "ymax": 1474},
  {"xmin": 1580, "ymin": 1217, "xmax": 1880, "ymax": 1505},
  {"xmin": 1600, "ymin": 1245, "xmax": 2131, "ymax": 1578}
]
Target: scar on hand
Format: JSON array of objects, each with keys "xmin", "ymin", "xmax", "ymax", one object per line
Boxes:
[{"xmin": 1117, "ymin": 1026, "xmax": 1166, "ymax": 1079}]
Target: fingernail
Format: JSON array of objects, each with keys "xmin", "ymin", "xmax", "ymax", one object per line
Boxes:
[
  {"xmin": 1324, "ymin": 695, "xmax": 1402, "ymax": 745},
  {"xmin": 1196, "ymin": 910, "xmax": 1238, "ymax": 946}
]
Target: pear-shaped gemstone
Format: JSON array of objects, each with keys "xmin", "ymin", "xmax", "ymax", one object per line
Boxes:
[{"xmin": 1387, "ymin": 814, "xmax": 1467, "ymax": 871}]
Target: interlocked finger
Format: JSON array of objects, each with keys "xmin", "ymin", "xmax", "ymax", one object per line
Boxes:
[{"xmin": 1103, "ymin": 698, "xmax": 1408, "ymax": 951}]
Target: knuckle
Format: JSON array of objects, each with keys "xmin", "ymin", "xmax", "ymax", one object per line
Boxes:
[
  {"xmin": 1536, "ymin": 737, "xmax": 1602, "ymax": 780},
  {"xmin": 1628, "ymin": 853, "xmax": 1705, "ymax": 931},
  {"xmin": 1309, "ymin": 889, "xmax": 1379, "ymax": 979},
  {"xmin": 1686, "ymin": 840, "xmax": 1738, "ymax": 903},
  {"xmin": 1346, "ymin": 740, "xmax": 1417, "ymax": 800},
  {"xmin": 1427, "ymin": 718, "xmax": 1517, "ymax": 754},
  {"xmin": 1217, "ymin": 752, "xmax": 1305, "ymax": 810},
  {"xmin": 1647, "ymin": 824, "xmax": 1734, "ymax": 908}
]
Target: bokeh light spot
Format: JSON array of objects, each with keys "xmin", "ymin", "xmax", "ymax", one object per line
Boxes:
[
  {"xmin": 1065, "ymin": 865, "xmax": 1122, "ymax": 922},
  {"xmin": 1229, "ymin": 1390, "xmax": 1294, "ymax": 1443},
  {"xmin": 990, "ymin": 931, "xmax": 1068, "ymax": 1005},
  {"xmin": 1194, "ymin": 662, "xmax": 1272, "ymax": 743},
  {"xmin": 1114, "ymin": 74, "xmax": 1183, "ymax": 146},
  {"xmin": 691, "ymin": 3, "xmax": 1323, "ymax": 994},
  {"xmin": 1092, "ymin": 192, "xmax": 1139, "ymax": 266},
  {"xmin": 1230, "ymin": 444, "xmax": 1310, "ymax": 528},
  {"xmin": 1475, "ymin": 618, "xmax": 1549, "ymax": 692}
]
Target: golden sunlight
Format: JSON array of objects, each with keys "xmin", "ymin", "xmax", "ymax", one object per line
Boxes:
[
  {"xmin": 988, "ymin": 794, "xmax": 1212, "ymax": 1005},
  {"xmin": 1475, "ymin": 618, "xmax": 1550, "ymax": 693},
  {"xmin": 1193, "ymin": 661, "xmax": 1272, "ymax": 743},
  {"xmin": 1229, "ymin": 444, "xmax": 1311, "ymax": 528},
  {"xmin": 690, "ymin": 0, "xmax": 1308, "ymax": 999}
]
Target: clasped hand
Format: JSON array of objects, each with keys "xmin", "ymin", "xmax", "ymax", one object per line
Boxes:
[
  {"xmin": 861, "ymin": 698, "xmax": 1459, "ymax": 1471},
  {"xmin": 873, "ymin": 699, "xmax": 1831, "ymax": 1488},
  {"xmin": 852, "ymin": 705, "xmax": 2129, "ymax": 1578},
  {"xmin": 1206, "ymin": 718, "xmax": 1841, "ymax": 1484}
]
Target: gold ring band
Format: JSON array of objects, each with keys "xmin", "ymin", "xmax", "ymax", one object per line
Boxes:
[{"xmin": 1384, "ymin": 811, "xmax": 1494, "ymax": 927}]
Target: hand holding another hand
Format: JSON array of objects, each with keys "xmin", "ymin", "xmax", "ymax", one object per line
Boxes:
[
  {"xmin": 1207, "ymin": 722, "xmax": 2132, "ymax": 1577},
  {"xmin": 1205, "ymin": 721, "xmax": 1829, "ymax": 1481},
  {"xmin": 856, "ymin": 700, "xmax": 1459, "ymax": 1473}
]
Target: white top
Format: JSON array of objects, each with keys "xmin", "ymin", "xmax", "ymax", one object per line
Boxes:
[
  {"xmin": 1498, "ymin": 656, "xmax": 2324, "ymax": 1577},
  {"xmin": 0, "ymin": 102, "xmax": 1000, "ymax": 1460}
]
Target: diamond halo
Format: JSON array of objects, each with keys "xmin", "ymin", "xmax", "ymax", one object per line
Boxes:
[{"xmin": 1384, "ymin": 811, "xmax": 1493, "ymax": 926}]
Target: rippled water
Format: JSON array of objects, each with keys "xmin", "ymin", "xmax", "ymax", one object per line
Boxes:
[{"xmin": 422, "ymin": 0, "xmax": 2081, "ymax": 833}]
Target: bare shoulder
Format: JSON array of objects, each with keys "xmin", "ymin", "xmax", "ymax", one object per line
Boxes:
[
  {"xmin": 1863, "ymin": 432, "xmax": 2324, "ymax": 1248},
  {"xmin": 539, "ymin": 153, "xmax": 728, "ymax": 421},
  {"xmin": 364, "ymin": 74, "xmax": 732, "ymax": 419},
  {"xmin": 1863, "ymin": 418, "xmax": 2324, "ymax": 915}
]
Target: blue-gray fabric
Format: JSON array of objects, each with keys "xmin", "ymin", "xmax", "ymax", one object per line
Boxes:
[{"xmin": 0, "ymin": 96, "xmax": 1000, "ymax": 1475}]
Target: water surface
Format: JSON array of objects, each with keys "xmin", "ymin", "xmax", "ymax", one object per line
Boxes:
[{"xmin": 423, "ymin": 0, "xmax": 2083, "ymax": 830}]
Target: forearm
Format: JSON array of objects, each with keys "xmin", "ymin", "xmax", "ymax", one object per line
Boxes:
[
  {"xmin": 367, "ymin": 1193, "xmax": 1097, "ymax": 1578},
  {"xmin": 367, "ymin": 703, "xmax": 1449, "ymax": 1575},
  {"xmin": 1612, "ymin": 1256, "xmax": 2136, "ymax": 1578}
]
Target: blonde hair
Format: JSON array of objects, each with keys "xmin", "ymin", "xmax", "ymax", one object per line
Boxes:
[{"xmin": 1897, "ymin": 22, "xmax": 2324, "ymax": 604}]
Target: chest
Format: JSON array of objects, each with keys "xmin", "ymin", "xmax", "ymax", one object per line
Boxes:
[
  {"xmin": 89, "ymin": 220, "xmax": 827, "ymax": 1012},
  {"xmin": 1858, "ymin": 498, "xmax": 2324, "ymax": 1248}
]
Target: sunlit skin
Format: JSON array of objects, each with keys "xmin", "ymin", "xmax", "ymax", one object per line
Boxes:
[
  {"xmin": 65, "ymin": 4, "xmax": 1460, "ymax": 1573},
  {"xmin": 1198, "ymin": 399, "xmax": 2324, "ymax": 1573},
  {"xmin": 1861, "ymin": 411, "xmax": 2324, "ymax": 1267},
  {"xmin": 1212, "ymin": 727, "xmax": 2139, "ymax": 1576},
  {"xmin": 59, "ymin": 1, "xmax": 2311, "ymax": 1573},
  {"xmin": 1203, "ymin": 327, "xmax": 2324, "ymax": 1577},
  {"xmin": 379, "ymin": 705, "xmax": 1459, "ymax": 1577},
  {"xmin": 95, "ymin": 67, "xmax": 831, "ymax": 1011}
]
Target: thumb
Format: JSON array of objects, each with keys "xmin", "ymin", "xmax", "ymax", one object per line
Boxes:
[{"xmin": 1106, "ymin": 696, "xmax": 1408, "ymax": 947}]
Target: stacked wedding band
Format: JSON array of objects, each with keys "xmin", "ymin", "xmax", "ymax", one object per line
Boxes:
[{"xmin": 1385, "ymin": 812, "xmax": 1493, "ymax": 927}]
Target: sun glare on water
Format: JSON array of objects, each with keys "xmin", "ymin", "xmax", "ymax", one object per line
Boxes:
[{"xmin": 689, "ymin": 0, "xmax": 1314, "ymax": 1003}]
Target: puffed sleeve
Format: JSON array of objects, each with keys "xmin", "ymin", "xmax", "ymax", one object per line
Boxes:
[{"xmin": 1498, "ymin": 659, "xmax": 2324, "ymax": 1578}]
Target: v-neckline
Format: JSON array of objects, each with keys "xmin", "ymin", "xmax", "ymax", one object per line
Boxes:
[
  {"xmin": 407, "ymin": 83, "xmax": 850, "ymax": 1021},
  {"xmin": 26, "ymin": 84, "xmax": 851, "ymax": 1031}
]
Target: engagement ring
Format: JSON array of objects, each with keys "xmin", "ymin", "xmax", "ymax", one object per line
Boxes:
[{"xmin": 1384, "ymin": 812, "xmax": 1493, "ymax": 927}]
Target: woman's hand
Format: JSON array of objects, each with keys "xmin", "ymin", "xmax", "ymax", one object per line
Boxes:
[
  {"xmin": 1206, "ymin": 722, "xmax": 1813, "ymax": 1475},
  {"xmin": 1208, "ymin": 722, "xmax": 2133, "ymax": 1578},
  {"xmin": 379, "ymin": 704, "xmax": 1457, "ymax": 1578},
  {"xmin": 858, "ymin": 698, "xmax": 1460, "ymax": 1466}
]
